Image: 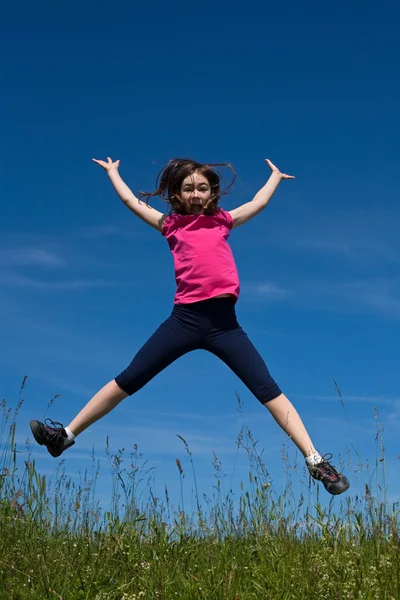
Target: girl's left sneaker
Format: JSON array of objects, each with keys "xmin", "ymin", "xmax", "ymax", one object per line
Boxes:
[
  {"xmin": 30, "ymin": 419, "xmax": 75, "ymax": 457},
  {"xmin": 307, "ymin": 454, "xmax": 350, "ymax": 495}
]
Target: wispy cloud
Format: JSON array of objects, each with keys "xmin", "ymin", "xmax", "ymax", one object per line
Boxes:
[
  {"xmin": 246, "ymin": 276, "xmax": 400, "ymax": 319},
  {"xmin": 261, "ymin": 206, "xmax": 400, "ymax": 266},
  {"xmin": 121, "ymin": 425, "xmax": 239, "ymax": 456},
  {"xmin": 78, "ymin": 224, "xmax": 130, "ymax": 238},
  {"xmin": 243, "ymin": 281, "xmax": 289, "ymax": 300},
  {"xmin": 360, "ymin": 289, "xmax": 400, "ymax": 318},
  {"xmin": 31, "ymin": 373, "xmax": 96, "ymax": 398},
  {"xmin": 299, "ymin": 393, "xmax": 400, "ymax": 407},
  {"xmin": 77, "ymin": 223, "xmax": 152, "ymax": 240},
  {"xmin": 0, "ymin": 235, "xmax": 126, "ymax": 291},
  {"xmin": 287, "ymin": 239, "xmax": 351, "ymax": 255},
  {"xmin": 0, "ymin": 247, "xmax": 67, "ymax": 268},
  {"xmin": 0, "ymin": 273, "xmax": 120, "ymax": 290},
  {"xmin": 331, "ymin": 279, "xmax": 400, "ymax": 319},
  {"xmin": 0, "ymin": 229, "xmax": 130, "ymax": 268}
]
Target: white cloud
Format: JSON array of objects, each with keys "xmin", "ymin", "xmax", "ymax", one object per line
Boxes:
[
  {"xmin": 361, "ymin": 289, "xmax": 400, "ymax": 318},
  {"xmin": 78, "ymin": 224, "xmax": 128, "ymax": 238},
  {"xmin": 299, "ymin": 393, "xmax": 400, "ymax": 407},
  {"xmin": 260, "ymin": 205, "xmax": 400, "ymax": 266},
  {"xmin": 334, "ymin": 279, "xmax": 400, "ymax": 318},
  {"xmin": 243, "ymin": 281, "xmax": 289, "ymax": 300},
  {"xmin": 77, "ymin": 223, "xmax": 152, "ymax": 240},
  {"xmin": 287, "ymin": 239, "xmax": 351, "ymax": 255},
  {"xmin": 245, "ymin": 276, "xmax": 400, "ymax": 319},
  {"xmin": 0, "ymin": 247, "xmax": 66, "ymax": 267},
  {"xmin": 98, "ymin": 424, "xmax": 240, "ymax": 457},
  {"xmin": 0, "ymin": 273, "xmax": 120, "ymax": 290}
]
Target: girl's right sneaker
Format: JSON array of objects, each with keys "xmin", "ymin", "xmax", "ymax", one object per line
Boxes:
[
  {"xmin": 307, "ymin": 453, "xmax": 350, "ymax": 495},
  {"xmin": 30, "ymin": 419, "xmax": 74, "ymax": 457}
]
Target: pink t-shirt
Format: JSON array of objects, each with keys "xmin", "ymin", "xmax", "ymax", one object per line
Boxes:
[{"xmin": 161, "ymin": 209, "xmax": 240, "ymax": 304}]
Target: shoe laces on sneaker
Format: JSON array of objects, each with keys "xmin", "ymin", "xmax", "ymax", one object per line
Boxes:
[
  {"xmin": 44, "ymin": 418, "xmax": 67, "ymax": 447},
  {"xmin": 313, "ymin": 453, "xmax": 341, "ymax": 481}
]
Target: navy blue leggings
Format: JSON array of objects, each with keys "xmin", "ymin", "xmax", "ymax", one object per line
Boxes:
[{"xmin": 115, "ymin": 297, "xmax": 282, "ymax": 404}]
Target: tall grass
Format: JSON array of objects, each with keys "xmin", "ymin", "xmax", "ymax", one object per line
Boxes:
[{"xmin": 1, "ymin": 378, "xmax": 399, "ymax": 599}]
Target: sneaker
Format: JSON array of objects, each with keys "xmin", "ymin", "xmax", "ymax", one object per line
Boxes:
[
  {"xmin": 30, "ymin": 419, "xmax": 75, "ymax": 458},
  {"xmin": 307, "ymin": 453, "xmax": 350, "ymax": 495}
]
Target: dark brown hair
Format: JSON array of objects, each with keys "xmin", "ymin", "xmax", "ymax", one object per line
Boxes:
[{"xmin": 139, "ymin": 158, "xmax": 236, "ymax": 215}]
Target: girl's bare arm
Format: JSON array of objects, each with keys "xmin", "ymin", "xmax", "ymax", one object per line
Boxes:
[
  {"xmin": 93, "ymin": 157, "xmax": 167, "ymax": 232},
  {"xmin": 228, "ymin": 159, "xmax": 294, "ymax": 228}
]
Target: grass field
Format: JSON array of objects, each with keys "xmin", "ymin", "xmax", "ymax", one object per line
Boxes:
[{"xmin": 1, "ymin": 378, "xmax": 399, "ymax": 599}]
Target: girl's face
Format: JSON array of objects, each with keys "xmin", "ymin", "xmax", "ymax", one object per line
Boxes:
[{"xmin": 179, "ymin": 171, "xmax": 212, "ymax": 214}]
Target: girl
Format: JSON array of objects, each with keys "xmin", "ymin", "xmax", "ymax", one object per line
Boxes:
[{"xmin": 30, "ymin": 157, "xmax": 349, "ymax": 496}]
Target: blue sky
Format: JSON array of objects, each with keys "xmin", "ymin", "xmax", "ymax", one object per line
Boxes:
[{"xmin": 1, "ymin": 0, "xmax": 399, "ymax": 513}]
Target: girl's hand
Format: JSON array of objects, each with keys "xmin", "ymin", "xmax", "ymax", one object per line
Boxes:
[
  {"xmin": 265, "ymin": 159, "xmax": 295, "ymax": 180},
  {"xmin": 92, "ymin": 157, "xmax": 120, "ymax": 172}
]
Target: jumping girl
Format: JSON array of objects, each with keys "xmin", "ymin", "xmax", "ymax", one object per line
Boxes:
[{"xmin": 30, "ymin": 157, "xmax": 349, "ymax": 495}]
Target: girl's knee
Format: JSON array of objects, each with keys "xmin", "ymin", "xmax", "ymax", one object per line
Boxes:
[{"xmin": 261, "ymin": 389, "xmax": 283, "ymax": 406}]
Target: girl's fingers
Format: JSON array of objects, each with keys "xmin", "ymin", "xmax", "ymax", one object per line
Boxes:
[
  {"xmin": 92, "ymin": 159, "xmax": 109, "ymax": 169},
  {"xmin": 265, "ymin": 159, "xmax": 295, "ymax": 179},
  {"xmin": 265, "ymin": 158, "xmax": 277, "ymax": 169},
  {"xmin": 92, "ymin": 157, "xmax": 119, "ymax": 170}
]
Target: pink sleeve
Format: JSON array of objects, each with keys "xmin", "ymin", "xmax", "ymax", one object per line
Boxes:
[
  {"xmin": 161, "ymin": 214, "xmax": 174, "ymax": 237},
  {"xmin": 219, "ymin": 209, "xmax": 233, "ymax": 230}
]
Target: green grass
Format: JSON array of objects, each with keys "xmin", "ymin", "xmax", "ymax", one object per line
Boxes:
[{"xmin": 1, "ymin": 377, "xmax": 399, "ymax": 599}]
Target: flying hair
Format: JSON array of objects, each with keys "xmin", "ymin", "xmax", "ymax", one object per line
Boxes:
[{"xmin": 139, "ymin": 158, "xmax": 237, "ymax": 215}]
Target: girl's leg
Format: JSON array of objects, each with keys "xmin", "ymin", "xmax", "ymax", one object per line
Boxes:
[
  {"xmin": 67, "ymin": 315, "xmax": 199, "ymax": 437},
  {"xmin": 262, "ymin": 393, "xmax": 316, "ymax": 457},
  {"xmin": 208, "ymin": 323, "xmax": 350, "ymax": 495},
  {"xmin": 67, "ymin": 380, "xmax": 128, "ymax": 437},
  {"xmin": 31, "ymin": 312, "xmax": 200, "ymax": 454},
  {"xmin": 207, "ymin": 326, "xmax": 316, "ymax": 457}
]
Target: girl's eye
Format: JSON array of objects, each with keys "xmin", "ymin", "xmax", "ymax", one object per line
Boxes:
[{"xmin": 183, "ymin": 185, "xmax": 208, "ymax": 192}]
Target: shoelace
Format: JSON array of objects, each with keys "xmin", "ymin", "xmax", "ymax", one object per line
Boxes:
[
  {"xmin": 44, "ymin": 418, "xmax": 65, "ymax": 445},
  {"xmin": 315, "ymin": 453, "xmax": 341, "ymax": 481}
]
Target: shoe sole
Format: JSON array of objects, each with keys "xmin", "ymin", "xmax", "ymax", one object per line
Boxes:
[{"xmin": 326, "ymin": 477, "xmax": 350, "ymax": 495}]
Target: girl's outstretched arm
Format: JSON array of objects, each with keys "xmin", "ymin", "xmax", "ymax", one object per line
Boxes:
[
  {"xmin": 93, "ymin": 157, "xmax": 167, "ymax": 232},
  {"xmin": 228, "ymin": 159, "xmax": 294, "ymax": 229}
]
